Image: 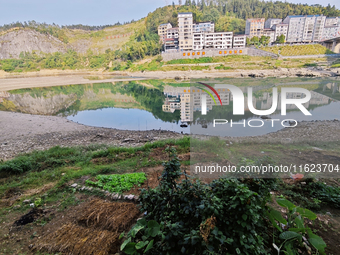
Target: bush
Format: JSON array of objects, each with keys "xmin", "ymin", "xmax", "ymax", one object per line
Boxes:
[{"xmin": 127, "ymin": 147, "xmax": 271, "ymax": 254}]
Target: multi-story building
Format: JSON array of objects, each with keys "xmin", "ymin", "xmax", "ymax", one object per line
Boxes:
[
  {"xmin": 322, "ymin": 17, "xmax": 340, "ymax": 40},
  {"xmin": 193, "ymin": 22, "xmax": 215, "ymax": 33},
  {"xmin": 233, "ymin": 35, "xmax": 246, "ymax": 48},
  {"xmin": 263, "ymin": 29, "xmax": 276, "ymax": 43},
  {"xmin": 167, "ymin": 27, "xmax": 179, "ymax": 39},
  {"xmin": 283, "ymin": 15, "xmax": 326, "ymax": 43},
  {"xmin": 272, "ymin": 23, "xmax": 288, "ymax": 41},
  {"xmin": 192, "ymin": 32, "xmax": 233, "ymax": 50},
  {"xmin": 203, "ymin": 32, "xmax": 233, "ymax": 49},
  {"xmin": 164, "ymin": 38, "xmax": 178, "ymax": 51},
  {"xmin": 178, "ymin": 12, "xmax": 193, "ymax": 50},
  {"xmin": 312, "ymin": 15, "xmax": 326, "ymax": 41},
  {"xmin": 193, "ymin": 33, "xmax": 205, "ymax": 50},
  {"xmin": 164, "ymin": 27, "xmax": 179, "ymax": 51},
  {"xmin": 322, "ymin": 25, "xmax": 340, "ymax": 40},
  {"xmin": 325, "ymin": 17, "xmax": 340, "ymax": 27},
  {"xmin": 264, "ymin": 18, "xmax": 282, "ymax": 29},
  {"xmin": 283, "ymin": 15, "xmax": 306, "ymax": 42},
  {"xmin": 158, "ymin": 23, "xmax": 172, "ymax": 43},
  {"xmin": 245, "ymin": 18, "xmax": 265, "ymax": 38}
]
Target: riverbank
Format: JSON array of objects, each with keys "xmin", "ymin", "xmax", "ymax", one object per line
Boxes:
[
  {"xmin": 1, "ymin": 110, "xmax": 339, "ymax": 160},
  {"xmin": 1, "ymin": 67, "xmax": 340, "ymax": 92}
]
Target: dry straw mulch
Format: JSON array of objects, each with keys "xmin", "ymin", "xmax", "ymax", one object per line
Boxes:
[
  {"xmin": 33, "ymin": 223, "xmax": 119, "ymax": 255},
  {"xmin": 77, "ymin": 199, "xmax": 141, "ymax": 233},
  {"xmin": 33, "ymin": 199, "xmax": 141, "ymax": 255}
]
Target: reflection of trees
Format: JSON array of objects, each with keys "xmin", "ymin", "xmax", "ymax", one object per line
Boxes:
[{"xmin": 50, "ymin": 81, "xmax": 181, "ymax": 123}]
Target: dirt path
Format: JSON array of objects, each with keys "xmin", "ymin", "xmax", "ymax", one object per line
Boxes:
[{"xmin": 0, "ymin": 67, "xmax": 339, "ymax": 92}]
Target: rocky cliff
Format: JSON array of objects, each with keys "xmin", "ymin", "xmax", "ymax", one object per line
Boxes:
[{"xmin": 0, "ymin": 29, "xmax": 67, "ymax": 59}]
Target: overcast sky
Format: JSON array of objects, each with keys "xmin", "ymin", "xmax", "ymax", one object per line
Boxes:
[{"xmin": 0, "ymin": 0, "xmax": 339, "ymax": 27}]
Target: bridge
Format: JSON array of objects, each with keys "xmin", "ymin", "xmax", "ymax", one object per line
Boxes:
[{"xmin": 321, "ymin": 37, "xmax": 340, "ymax": 53}]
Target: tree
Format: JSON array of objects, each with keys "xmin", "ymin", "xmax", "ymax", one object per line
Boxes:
[
  {"xmin": 259, "ymin": 35, "xmax": 270, "ymax": 46},
  {"xmin": 276, "ymin": 34, "xmax": 285, "ymax": 44}
]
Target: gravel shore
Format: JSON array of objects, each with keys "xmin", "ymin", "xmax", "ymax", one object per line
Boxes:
[
  {"xmin": 1, "ymin": 110, "xmax": 339, "ymax": 161},
  {"xmin": 0, "ymin": 111, "xmax": 182, "ymax": 160}
]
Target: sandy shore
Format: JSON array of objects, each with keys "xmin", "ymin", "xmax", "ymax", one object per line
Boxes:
[{"xmin": 1, "ymin": 110, "xmax": 339, "ymax": 161}]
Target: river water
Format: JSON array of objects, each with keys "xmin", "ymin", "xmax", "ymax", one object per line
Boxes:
[{"xmin": 0, "ymin": 77, "xmax": 339, "ymax": 137}]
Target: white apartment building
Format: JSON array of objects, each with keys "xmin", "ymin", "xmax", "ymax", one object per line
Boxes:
[
  {"xmin": 193, "ymin": 33, "xmax": 205, "ymax": 50},
  {"xmin": 264, "ymin": 18, "xmax": 282, "ymax": 29},
  {"xmin": 204, "ymin": 32, "xmax": 233, "ymax": 49},
  {"xmin": 312, "ymin": 15, "xmax": 326, "ymax": 41},
  {"xmin": 283, "ymin": 16, "xmax": 306, "ymax": 42},
  {"xmin": 233, "ymin": 35, "xmax": 246, "ymax": 48},
  {"xmin": 193, "ymin": 22, "xmax": 214, "ymax": 33},
  {"xmin": 322, "ymin": 17, "xmax": 340, "ymax": 40},
  {"xmin": 325, "ymin": 17, "xmax": 340, "ymax": 27},
  {"xmin": 178, "ymin": 12, "xmax": 193, "ymax": 50},
  {"xmin": 272, "ymin": 23, "xmax": 288, "ymax": 41},
  {"xmin": 158, "ymin": 23, "xmax": 172, "ymax": 43},
  {"xmin": 263, "ymin": 29, "xmax": 276, "ymax": 43},
  {"xmin": 283, "ymin": 15, "xmax": 326, "ymax": 43},
  {"xmin": 322, "ymin": 25, "xmax": 340, "ymax": 40},
  {"xmin": 193, "ymin": 32, "xmax": 233, "ymax": 50},
  {"xmin": 167, "ymin": 27, "xmax": 179, "ymax": 39}
]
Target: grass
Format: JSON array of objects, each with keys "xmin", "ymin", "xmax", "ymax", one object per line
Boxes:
[{"xmin": 262, "ymin": 44, "xmax": 334, "ymax": 56}]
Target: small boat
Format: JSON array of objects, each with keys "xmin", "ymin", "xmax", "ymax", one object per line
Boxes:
[{"xmin": 180, "ymin": 122, "xmax": 188, "ymax": 128}]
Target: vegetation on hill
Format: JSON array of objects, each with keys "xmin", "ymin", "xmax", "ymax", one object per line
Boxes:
[
  {"xmin": 0, "ymin": 0, "xmax": 339, "ymax": 72},
  {"xmin": 262, "ymin": 44, "xmax": 334, "ymax": 56}
]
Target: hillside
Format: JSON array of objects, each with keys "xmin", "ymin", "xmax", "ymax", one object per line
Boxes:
[
  {"xmin": 0, "ymin": 20, "xmax": 142, "ymax": 59},
  {"xmin": 0, "ymin": 29, "xmax": 67, "ymax": 59}
]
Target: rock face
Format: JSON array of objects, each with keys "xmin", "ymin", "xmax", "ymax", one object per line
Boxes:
[{"xmin": 0, "ymin": 29, "xmax": 67, "ymax": 59}]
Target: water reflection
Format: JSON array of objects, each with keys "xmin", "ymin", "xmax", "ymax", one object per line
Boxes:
[{"xmin": 0, "ymin": 79, "xmax": 339, "ymax": 137}]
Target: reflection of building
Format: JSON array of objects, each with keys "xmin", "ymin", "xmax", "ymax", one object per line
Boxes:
[
  {"xmin": 162, "ymin": 84, "xmax": 334, "ymax": 122},
  {"xmin": 325, "ymin": 83, "xmax": 340, "ymax": 94}
]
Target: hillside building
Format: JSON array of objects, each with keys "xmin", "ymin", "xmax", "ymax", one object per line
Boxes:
[
  {"xmin": 245, "ymin": 18, "xmax": 265, "ymax": 38},
  {"xmin": 193, "ymin": 22, "xmax": 215, "ymax": 33},
  {"xmin": 158, "ymin": 23, "xmax": 172, "ymax": 43},
  {"xmin": 233, "ymin": 35, "xmax": 247, "ymax": 48},
  {"xmin": 272, "ymin": 23, "xmax": 288, "ymax": 41},
  {"xmin": 178, "ymin": 12, "xmax": 193, "ymax": 50},
  {"xmin": 264, "ymin": 18, "xmax": 282, "ymax": 29}
]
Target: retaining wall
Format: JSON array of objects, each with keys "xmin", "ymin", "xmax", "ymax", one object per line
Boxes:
[{"xmin": 161, "ymin": 47, "xmax": 278, "ymax": 61}]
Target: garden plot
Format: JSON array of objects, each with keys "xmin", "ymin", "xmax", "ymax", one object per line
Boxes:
[{"xmin": 33, "ymin": 199, "xmax": 140, "ymax": 255}]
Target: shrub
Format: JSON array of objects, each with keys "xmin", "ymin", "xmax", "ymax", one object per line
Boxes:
[{"xmin": 127, "ymin": 147, "xmax": 271, "ymax": 254}]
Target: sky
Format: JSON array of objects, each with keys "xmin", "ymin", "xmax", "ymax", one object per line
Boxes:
[{"xmin": 0, "ymin": 0, "xmax": 339, "ymax": 27}]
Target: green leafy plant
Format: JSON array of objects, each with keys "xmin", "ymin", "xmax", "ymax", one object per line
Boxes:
[
  {"xmin": 269, "ymin": 198, "xmax": 326, "ymax": 255},
  {"xmin": 134, "ymin": 147, "xmax": 271, "ymax": 254},
  {"xmin": 86, "ymin": 172, "xmax": 147, "ymax": 193},
  {"xmin": 120, "ymin": 219, "xmax": 163, "ymax": 254}
]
